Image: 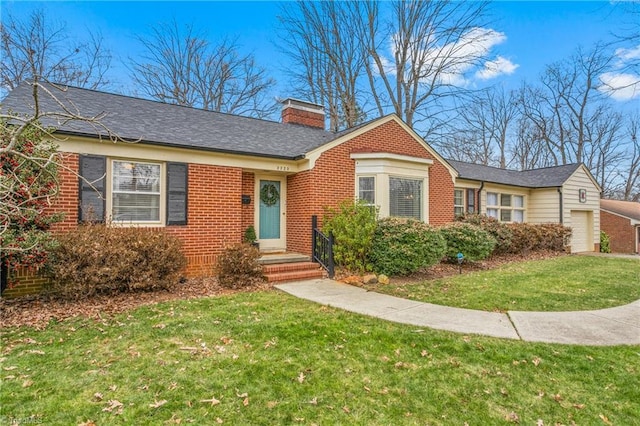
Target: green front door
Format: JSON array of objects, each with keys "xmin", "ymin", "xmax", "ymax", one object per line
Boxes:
[{"xmin": 257, "ymin": 178, "xmax": 286, "ymax": 250}]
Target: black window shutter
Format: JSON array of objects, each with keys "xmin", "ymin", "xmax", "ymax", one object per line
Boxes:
[
  {"xmin": 167, "ymin": 162, "xmax": 188, "ymax": 225},
  {"xmin": 466, "ymin": 188, "xmax": 476, "ymax": 213},
  {"xmin": 78, "ymin": 155, "xmax": 106, "ymax": 222}
]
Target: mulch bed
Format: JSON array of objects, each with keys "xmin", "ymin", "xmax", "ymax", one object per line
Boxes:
[
  {"xmin": 388, "ymin": 251, "xmax": 566, "ymax": 284},
  {"xmin": 0, "ymin": 278, "xmax": 274, "ymax": 330},
  {"xmin": 1, "ymin": 251, "xmax": 566, "ymax": 330}
]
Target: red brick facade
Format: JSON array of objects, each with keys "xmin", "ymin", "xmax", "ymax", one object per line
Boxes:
[
  {"xmin": 601, "ymin": 210, "xmax": 638, "ymax": 253},
  {"xmin": 287, "ymin": 119, "xmax": 454, "ymax": 256},
  {"xmin": 4, "ymin": 117, "xmax": 455, "ymax": 297},
  {"xmin": 281, "ymin": 107, "xmax": 324, "ymax": 129},
  {"xmin": 164, "ymin": 164, "xmax": 244, "ymax": 276}
]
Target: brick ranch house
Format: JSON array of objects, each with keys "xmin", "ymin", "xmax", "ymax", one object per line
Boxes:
[
  {"xmin": 600, "ymin": 199, "xmax": 640, "ymax": 254},
  {"xmin": 1, "ymin": 83, "xmax": 601, "ymax": 295}
]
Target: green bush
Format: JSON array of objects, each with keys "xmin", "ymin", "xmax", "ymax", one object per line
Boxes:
[
  {"xmin": 47, "ymin": 223, "xmax": 186, "ymax": 300},
  {"xmin": 243, "ymin": 226, "xmax": 257, "ymax": 243},
  {"xmin": 369, "ymin": 217, "xmax": 446, "ymax": 276},
  {"xmin": 323, "ymin": 199, "xmax": 378, "ymax": 272},
  {"xmin": 440, "ymin": 222, "xmax": 496, "ymax": 261},
  {"xmin": 600, "ymin": 231, "xmax": 611, "ymax": 253},
  {"xmin": 457, "ymin": 214, "xmax": 513, "ymax": 254},
  {"xmin": 216, "ymin": 244, "xmax": 264, "ymax": 289}
]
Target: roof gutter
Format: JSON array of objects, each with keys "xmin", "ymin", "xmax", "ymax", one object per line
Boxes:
[
  {"xmin": 53, "ymin": 129, "xmax": 306, "ymax": 161},
  {"xmin": 557, "ymin": 187, "xmax": 563, "ymax": 224}
]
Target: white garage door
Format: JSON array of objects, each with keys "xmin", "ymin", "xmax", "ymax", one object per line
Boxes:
[{"xmin": 570, "ymin": 211, "xmax": 591, "ymax": 253}]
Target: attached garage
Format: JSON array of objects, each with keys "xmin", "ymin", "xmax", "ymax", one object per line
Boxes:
[
  {"xmin": 449, "ymin": 161, "xmax": 601, "ymax": 253},
  {"xmin": 569, "ymin": 210, "xmax": 593, "ymax": 253}
]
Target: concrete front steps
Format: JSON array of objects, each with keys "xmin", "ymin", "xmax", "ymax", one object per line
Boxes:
[{"xmin": 259, "ymin": 253, "xmax": 325, "ymax": 283}]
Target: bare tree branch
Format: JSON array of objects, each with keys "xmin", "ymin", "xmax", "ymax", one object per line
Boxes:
[
  {"xmin": 130, "ymin": 20, "xmax": 277, "ymax": 119},
  {"xmin": 0, "ymin": 9, "xmax": 112, "ymax": 93}
]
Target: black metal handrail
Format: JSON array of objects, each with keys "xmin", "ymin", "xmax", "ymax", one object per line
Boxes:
[{"xmin": 311, "ymin": 215, "xmax": 335, "ymax": 278}]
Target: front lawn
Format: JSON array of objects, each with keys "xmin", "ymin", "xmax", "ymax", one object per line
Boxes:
[
  {"xmin": 368, "ymin": 256, "xmax": 640, "ymax": 312},
  {"xmin": 1, "ymin": 291, "xmax": 639, "ymax": 425}
]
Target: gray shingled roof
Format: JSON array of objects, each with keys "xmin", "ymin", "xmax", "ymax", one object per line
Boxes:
[
  {"xmin": 1, "ymin": 82, "xmax": 339, "ymax": 160},
  {"xmin": 447, "ymin": 159, "xmax": 582, "ymax": 188}
]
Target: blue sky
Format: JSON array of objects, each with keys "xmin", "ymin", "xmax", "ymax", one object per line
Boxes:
[{"xmin": 1, "ymin": 1, "xmax": 638, "ymax": 104}]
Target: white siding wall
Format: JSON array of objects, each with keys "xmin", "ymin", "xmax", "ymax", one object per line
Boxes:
[
  {"xmin": 562, "ymin": 166, "xmax": 601, "ymax": 252},
  {"xmin": 528, "ymin": 188, "xmax": 561, "ymax": 224}
]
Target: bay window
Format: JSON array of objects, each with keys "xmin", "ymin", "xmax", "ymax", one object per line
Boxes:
[
  {"xmin": 390, "ymin": 177, "xmax": 422, "ymax": 220},
  {"xmin": 358, "ymin": 176, "xmax": 375, "ymax": 205}
]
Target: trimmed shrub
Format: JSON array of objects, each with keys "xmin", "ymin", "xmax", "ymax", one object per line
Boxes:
[
  {"xmin": 506, "ymin": 222, "xmax": 571, "ymax": 254},
  {"xmin": 323, "ymin": 199, "xmax": 378, "ymax": 272},
  {"xmin": 457, "ymin": 214, "xmax": 513, "ymax": 254},
  {"xmin": 47, "ymin": 223, "xmax": 186, "ymax": 300},
  {"xmin": 216, "ymin": 244, "xmax": 264, "ymax": 289},
  {"xmin": 600, "ymin": 231, "xmax": 611, "ymax": 253},
  {"xmin": 440, "ymin": 222, "xmax": 496, "ymax": 261},
  {"xmin": 369, "ymin": 217, "xmax": 446, "ymax": 276}
]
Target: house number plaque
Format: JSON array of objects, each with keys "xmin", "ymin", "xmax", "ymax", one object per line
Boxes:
[{"xmin": 578, "ymin": 189, "xmax": 587, "ymax": 203}]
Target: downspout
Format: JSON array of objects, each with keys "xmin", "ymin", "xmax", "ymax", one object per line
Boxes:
[
  {"xmin": 557, "ymin": 187, "xmax": 563, "ymax": 223},
  {"xmin": 477, "ymin": 182, "xmax": 485, "ymax": 214}
]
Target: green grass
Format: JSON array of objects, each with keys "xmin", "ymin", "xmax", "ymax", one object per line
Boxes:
[
  {"xmin": 1, "ymin": 291, "xmax": 639, "ymax": 425},
  {"xmin": 371, "ymin": 256, "xmax": 640, "ymax": 312}
]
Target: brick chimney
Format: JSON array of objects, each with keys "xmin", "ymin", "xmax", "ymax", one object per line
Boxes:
[{"xmin": 281, "ymin": 98, "xmax": 325, "ymax": 129}]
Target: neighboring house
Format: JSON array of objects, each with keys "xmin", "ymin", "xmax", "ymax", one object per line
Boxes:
[
  {"xmin": 448, "ymin": 160, "xmax": 601, "ymax": 253},
  {"xmin": 1, "ymin": 83, "xmax": 601, "ymax": 295},
  {"xmin": 600, "ymin": 199, "xmax": 640, "ymax": 254}
]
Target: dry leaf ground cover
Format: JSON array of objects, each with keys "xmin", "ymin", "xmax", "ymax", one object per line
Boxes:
[
  {"xmin": 364, "ymin": 255, "xmax": 640, "ymax": 312},
  {"xmin": 2, "ymin": 290, "xmax": 639, "ymax": 425}
]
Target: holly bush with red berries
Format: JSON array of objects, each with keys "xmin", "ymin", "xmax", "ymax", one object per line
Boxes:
[{"xmin": 1, "ymin": 118, "xmax": 63, "ymax": 284}]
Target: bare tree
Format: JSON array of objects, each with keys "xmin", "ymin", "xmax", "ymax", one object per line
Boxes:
[
  {"xmin": 357, "ymin": 0, "xmax": 491, "ymax": 133},
  {"xmin": 443, "ymin": 87, "xmax": 518, "ymax": 167},
  {"xmin": 617, "ymin": 114, "xmax": 640, "ymax": 201},
  {"xmin": 277, "ymin": 1, "xmax": 369, "ymax": 131},
  {"xmin": 510, "ymin": 116, "xmax": 555, "ymax": 171},
  {"xmin": 520, "ymin": 44, "xmax": 619, "ymax": 166},
  {"xmin": 131, "ymin": 21, "xmax": 277, "ymax": 119},
  {"xmin": 1, "ymin": 9, "xmax": 111, "ymax": 92}
]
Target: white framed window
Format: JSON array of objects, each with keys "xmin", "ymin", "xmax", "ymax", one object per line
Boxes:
[
  {"xmin": 390, "ymin": 177, "xmax": 422, "ymax": 220},
  {"xmin": 486, "ymin": 191, "xmax": 525, "ymax": 223},
  {"xmin": 454, "ymin": 189, "xmax": 464, "ymax": 217},
  {"xmin": 111, "ymin": 160, "xmax": 162, "ymax": 222},
  {"xmin": 358, "ymin": 176, "xmax": 375, "ymax": 205},
  {"xmin": 454, "ymin": 188, "xmax": 477, "ymax": 217}
]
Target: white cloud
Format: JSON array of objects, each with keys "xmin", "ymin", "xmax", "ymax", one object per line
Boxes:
[
  {"xmin": 615, "ymin": 44, "xmax": 640, "ymax": 61},
  {"xmin": 375, "ymin": 27, "xmax": 514, "ymax": 87},
  {"xmin": 599, "ymin": 72, "xmax": 640, "ymax": 101},
  {"xmin": 475, "ymin": 56, "xmax": 519, "ymax": 80}
]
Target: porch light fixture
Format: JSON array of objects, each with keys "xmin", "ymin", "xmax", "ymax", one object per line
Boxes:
[{"xmin": 241, "ymin": 195, "xmax": 251, "ymax": 205}]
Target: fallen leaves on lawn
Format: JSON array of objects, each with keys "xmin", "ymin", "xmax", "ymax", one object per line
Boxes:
[
  {"xmin": 599, "ymin": 414, "xmax": 613, "ymax": 425},
  {"xmin": 102, "ymin": 399, "xmax": 124, "ymax": 414},
  {"xmin": 297, "ymin": 372, "xmax": 305, "ymax": 383},
  {"xmin": 149, "ymin": 399, "xmax": 167, "ymax": 408},
  {"xmin": 505, "ymin": 411, "xmax": 519, "ymax": 423},
  {"xmin": 200, "ymin": 396, "xmax": 221, "ymax": 406},
  {"xmin": 0, "ymin": 278, "xmax": 274, "ymax": 329}
]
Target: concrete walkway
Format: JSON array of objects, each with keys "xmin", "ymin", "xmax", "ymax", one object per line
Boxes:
[{"xmin": 275, "ymin": 279, "xmax": 640, "ymax": 346}]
